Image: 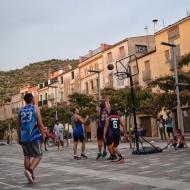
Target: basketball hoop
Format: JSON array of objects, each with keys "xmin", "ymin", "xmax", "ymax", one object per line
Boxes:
[
  {"xmin": 114, "ymin": 72, "xmax": 128, "ymax": 80},
  {"xmin": 114, "ymin": 54, "xmax": 139, "ymax": 80}
]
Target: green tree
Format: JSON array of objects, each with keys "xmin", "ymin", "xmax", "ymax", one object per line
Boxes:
[{"xmin": 149, "ymin": 53, "xmax": 190, "ymax": 113}]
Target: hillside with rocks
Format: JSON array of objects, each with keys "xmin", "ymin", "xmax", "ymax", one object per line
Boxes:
[{"xmin": 0, "ymin": 59, "xmax": 78, "ymax": 101}]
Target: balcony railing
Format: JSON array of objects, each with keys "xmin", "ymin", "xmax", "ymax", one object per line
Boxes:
[
  {"xmin": 38, "ymin": 101, "xmax": 43, "ymax": 107},
  {"xmin": 142, "ymin": 70, "xmax": 151, "ymax": 82},
  {"xmin": 43, "ymin": 100, "xmax": 48, "ymax": 105},
  {"xmin": 132, "ymin": 76, "xmax": 139, "ymax": 85},
  {"xmin": 12, "ymin": 107, "xmax": 20, "ymax": 114},
  {"xmin": 48, "ymin": 94, "xmax": 54, "ymax": 100},
  {"xmin": 81, "ymin": 89, "xmax": 89, "ymax": 95}
]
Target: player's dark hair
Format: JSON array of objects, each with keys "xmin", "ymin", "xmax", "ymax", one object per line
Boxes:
[
  {"xmin": 72, "ymin": 108, "xmax": 77, "ymax": 113},
  {"xmin": 24, "ymin": 93, "xmax": 34, "ymax": 104},
  {"xmin": 100, "ymin": 102, "xmax": 106, "ymax": 109},
  {"xmin": 111, "ymin": 108, "xmax": 118, "ymax": 115}
]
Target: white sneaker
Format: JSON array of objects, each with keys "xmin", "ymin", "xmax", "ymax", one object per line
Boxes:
[{"xmin": 24, "ymin": 170, "xmax": 34, "ymax": 184}]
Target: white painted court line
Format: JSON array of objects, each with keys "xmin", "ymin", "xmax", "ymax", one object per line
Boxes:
[
  {"xmin": 40, "ymin": 183, "xmax": 60, "ymax": 187},
  {"xmin": 1, "ymin": 157, "xmax": 190, "ymax": 190},
  {"xmin": 0, "ymin": 182, "xmax": 22, "ymax": 189},
  {"xmin": 54, "ymin": 186, "xmax": 99, "ymax": 190}
]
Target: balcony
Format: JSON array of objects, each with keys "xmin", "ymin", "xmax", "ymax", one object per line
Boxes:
[
  {"xmin": 38, "ymin": 101, "xmax": 43, "ymax": 107},
  {"xmin": 132, "ymin": 76, "xmax": 139, "ymax": 85},
  {"xmin": 48, "ymin": 94, "xmax": 54, "ymax": 100},
  {"xmin": 43, "ymin": 99, "xmax": 48, "ymax": 105},
  {"xmin": 12, "ymin": 107, "xmax": 20, "ymax": 114},
  {"xmin": 81, "ymin": 89, "xmax": 89, "ymax": 95},
  {"xmin": 142, "ymin": 70, "xmax": 151, "ymax": 82}
]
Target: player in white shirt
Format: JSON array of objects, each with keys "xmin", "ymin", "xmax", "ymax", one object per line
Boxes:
[{"xmin": 54, "ymin": 120, "xmax": 64, "ymax": 150}]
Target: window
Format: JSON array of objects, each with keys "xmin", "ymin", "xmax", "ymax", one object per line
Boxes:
[
  {"xmin": 132, "ymin": 66, "xmax": 139, "ymax": 84},
  {"xmin": 85, "ymin": 68, "xmax": 88, "ymax": 76},
  {"xmin": 39, "ymin": 83, "xmax": 43, "ymax": 89},
  {"xmin": 61, "ymin": 77, "xmax": 63, "ymax": 84},
  {"xmin": 117, "ymin": 78, "xmax": 124, "ymax": 86},
  {"xmin": 44, "ymin": 81, "xmax": 48, "ymax": 87},
  {"xmin": 168, "ymin": 25, "xmax": 180, "ymax": 41},
  {"xmin": 145, "ymin": 60, "xmax": 150, "ymax": 71},
  {"xmin": 90, "ymin": 80, "xmax": 94, "ymax": 90},
  {"xmin": 96, "ymin": 78, "xmax": 99, "ymax": 89},
  {"xmin": 85, "ymin": 82, "xmax": 88, "ymax": 91},
  {"xmin": 119, "ymin": 46, "xmax": 125, "ymax": 58},
  {"xmin": 95, "ymin": 63, "xmax": 98, "ymax": 70},
  {"xmin": 165, "ymin": 50, "xmax": 170, "ymax": 64},
  {"xmin": 142, "ymin": 60, "xmax": 151, "ymax": 81},
  {"xmin": 40, "ymin": 95, "xmax": 42, "ymax": 101},
  {"xmin": 136, "ymin": 45, "xmax": 148, "ymax": 54},
  {"xmin": 71, "ymin": 71, "xmax": 74, "ymax": 80},
  {"xmin": 107, "ymin": 52, "xmax": 113, "ymax": 63},
  {"xmin": 45, "ymin": 93, "xmax": 48, "ymax": 100},
  {"xmin": 109, "ymin": 73, "xmax": 114, "ymax": 88}
]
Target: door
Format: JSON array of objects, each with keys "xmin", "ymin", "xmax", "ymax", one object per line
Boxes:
[
  {"xmin": 140, "ymin": 116, "xmax": 152, "ymax": 137},
  {"xmin": 183, "ymin": 108, "xmax": 190, "ymax": 132}
]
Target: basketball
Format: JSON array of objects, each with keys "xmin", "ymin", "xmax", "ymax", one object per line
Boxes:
[{"xmin": 107, "ymin": 64, "xmax": 114, "ymax": 70}]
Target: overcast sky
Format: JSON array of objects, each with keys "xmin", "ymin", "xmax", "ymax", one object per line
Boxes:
[{"xmin": 0, "ymin": 0, "xmax": 189, "ymax": 71}]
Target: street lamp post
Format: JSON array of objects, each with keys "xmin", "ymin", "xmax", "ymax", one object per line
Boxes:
[
  {"xmin": 88, "ymin": 69, "xmax": 102, "ymax": 102},
  {"xmin": 161, "ymin": 42, "xmax": 184, "ymax": 134},
  {"xmin": 49, "ymin": 85, "xmax": 58, "ymax": 120}
]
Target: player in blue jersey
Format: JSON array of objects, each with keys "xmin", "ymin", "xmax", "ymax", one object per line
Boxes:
[
  {"xmin": 104, "ymin": 108, "xmax": 126, "ymax": 162},
  {"xmin": 16, "ymin": 93, "xmax": 45, "ymax": 184},
  {"xmin": 71, "ymin": 108, "xmax": 89, "ymax": 160},
  {"xmin": 96, "ymin": 98, "xmax": 111, "ymax": 160}
]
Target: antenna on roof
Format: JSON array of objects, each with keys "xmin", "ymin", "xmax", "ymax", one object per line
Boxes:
[
  {"xmin": 186, "ymin": 9, "xmax": 190, "ymax": 16},
  {"xmin": 162, "ymin": 19, "xmax": 165, "ymax": 27},
  {"xmin": 144, "ymin": 26, "xmax": 149, "ymax": 51}
]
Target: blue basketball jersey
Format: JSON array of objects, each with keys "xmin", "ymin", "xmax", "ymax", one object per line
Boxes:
[
  {"xmin": 19, "ymin": 104, "xmax": 41, "ymax": 142},
  {"xmin": 71, "ymin": 115, "xmax": 84, "ymax": 137}
]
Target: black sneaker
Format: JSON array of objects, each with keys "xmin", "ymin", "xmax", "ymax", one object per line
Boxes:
[
  {"xmin": 112, "ymin": 155, "xmax": 117, "ymax": 160},
  {"xmin": 107, "ymin": 155, "xmax": 113, "ymax": 160},
  {"xmin": 81, "ymin": 153, "xmax": 88, "ymax": 159},
  {"xmin": 102, "ymin": 151, "xmax": 107, "ymax": 158},
  {"xmin": 116, "ymin": 156, "xmax": 124, "ymax": 162},
  {"xmin": 96, "ymin": 153, "xmax": 102, "ymax": 160},
  {"xmin": 74, "ymin": 155, "xmax": 81, "ymax": 160}
]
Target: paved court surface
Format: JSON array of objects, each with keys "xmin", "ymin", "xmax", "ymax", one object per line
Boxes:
[{"xmin": 0, "ymin": 142, "xmax": 190, "ymax": 190}]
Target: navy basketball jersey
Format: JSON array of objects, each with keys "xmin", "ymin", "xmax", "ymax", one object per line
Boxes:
[
  {"xmin": 109, "ymin": 115, "xmax": 120, "ymax": 135},
  {"xmin": 19, "ymin": 104, "xmax": 41, "ymax": 142}
]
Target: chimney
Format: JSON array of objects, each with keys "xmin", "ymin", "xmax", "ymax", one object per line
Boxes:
[
  {"xmin": 79, "ymin": 56, "xmax": 83, "ymax": 63},
  {"xmin": 100, "ymin": 43, "xmax": 111, "ymax": 51},
  {"xmin": 89, "ymin": 50, "xmax": 93, "ymax": 57},
  {"xmin": 152, "ymin": 19, "xmax": 158, "ymax": 33}
]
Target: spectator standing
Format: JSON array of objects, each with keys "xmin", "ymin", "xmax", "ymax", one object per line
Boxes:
[
  {"xmin": 165, "ymin": 112, "xmax": 174, "ymax": 139},
  {"xmin": 85, "ymin": 119, "xmax": 92, "ymax": 142},
  {"xmin": 54, "ymin": 120, "xmax": 64, "ymax": 150},
  {"xmin": 157, "ymin": 115, "xmax": 167, "ymax": 140}
]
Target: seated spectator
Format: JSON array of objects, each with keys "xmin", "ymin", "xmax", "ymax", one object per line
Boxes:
[{"xmin": 164, "ymin": 129, "xmax": 188, "ymax": 149}]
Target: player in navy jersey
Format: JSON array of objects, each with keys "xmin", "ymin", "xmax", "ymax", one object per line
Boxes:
[
  {"xmin": 16, "ymin": 93, "xmax": 45, "ymax": 184},
  {"xmin": 96, "ymin": 99, "xmax": 111, "ymax": 160},
  {"xmin": 71, "ymin": 108, "xmax": 89, "ymax": 160},
  {"xmin": 104, "ymin": 108, "xmax": 126, "ymax": 162}
]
